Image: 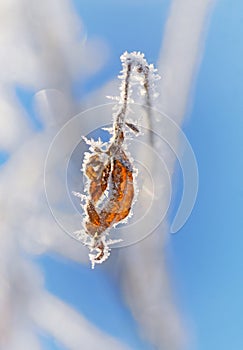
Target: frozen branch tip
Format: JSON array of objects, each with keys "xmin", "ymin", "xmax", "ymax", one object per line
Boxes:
[{"xmin": 73, "ymin": 51, "xmax": 160, "ymax": 268}]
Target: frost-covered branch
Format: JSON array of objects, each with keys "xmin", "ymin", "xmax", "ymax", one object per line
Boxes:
[{"xmin": 74, "ymin": 51, "xmax": 160, "ymax": 268}]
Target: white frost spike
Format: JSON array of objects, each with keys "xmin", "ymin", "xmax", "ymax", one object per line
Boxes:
[
  {"xmin": 102, "ymin": 126, "xmax": 113, "ymax": 134},
  {"xmin": 106, "ymin": 95, "xmax": 120, "ymax": 101},
  {"xmin": 72, "ymin": 191, "xmax": 86, "ymax": 201},
  {"xmin": 73, "ymin": 230, "xmax": 90, "ymax": 244}
]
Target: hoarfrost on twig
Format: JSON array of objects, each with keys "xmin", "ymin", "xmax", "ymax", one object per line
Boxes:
[{"xmin": 75, "ymin": 51, "xmax": 160, "ymax": 268}]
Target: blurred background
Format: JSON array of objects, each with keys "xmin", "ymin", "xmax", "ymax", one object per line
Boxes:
[{"xmin": 0, "ymin": 0, "xmax": 242, "ymax": 349}]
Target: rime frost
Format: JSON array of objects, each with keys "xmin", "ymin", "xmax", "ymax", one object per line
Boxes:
[{"xmin": 74, "ymin": 51, "xmax": 160, "ymax": 268}]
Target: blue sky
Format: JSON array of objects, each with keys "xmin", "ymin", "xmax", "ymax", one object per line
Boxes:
[
  {"xmin": 71, "ymin": 0, "xmax": 170, "ymax": 97},
  {"xmin": 168, "ymin": 1, "xmax": 243, "ymax": 348},
  {"xmin": 2, "ymin": 0, "xmax": 242, "ymax": 349}
]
